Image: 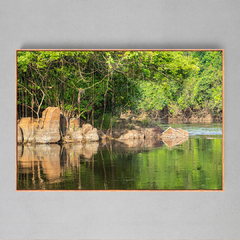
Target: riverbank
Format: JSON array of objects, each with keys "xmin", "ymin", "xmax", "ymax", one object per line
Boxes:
[
  {"xmin": 116, "ymin": 108, "xmax": 222, "ymax": 126},
  {"xmin": 17, "ymin": 107, "xmax": 189, "ymax": 146}
]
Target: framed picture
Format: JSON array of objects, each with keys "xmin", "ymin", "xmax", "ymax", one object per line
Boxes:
[{"xmin": 16, "ymin": 49, "xmax": 224, "ymax": 191}]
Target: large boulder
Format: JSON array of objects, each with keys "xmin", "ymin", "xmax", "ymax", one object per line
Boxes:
[
  {"xmin": 71, "ymin": 129, "xmax": 84, "ymax": 142},
  {"xmin": 132, "ymin": 130, "xmax": 145, "ymax": 139},
  {"xmin": 82, "ymin": 123, "xmax": 93, "ymax": 135},
  {"xmin": 40, "ymin": 107, "xmax": 60, "ymax": 130},
  {"xmin": 18, "ymin": 117, "xmax": 38, "ymax": 143},
  {"xmin": 35, "ymin": 107, "xmax": 61, "ymax": 143},
  {"xmin": 143, "ymin": 126, "xmax": 163, "ymax": 139},
  {"xmin": 118, "ymin": 130, "xmax": 135, "ymax": 140},
  {"xmin": 161, "ymin": 127, "xmax": 188, "ymax": 147},
  {"xmin": 118, "ymin": 130, "xmax": 144, "ymax": 140},
  {"xmin": 18, "ymin": 107, "xmax": 61, "ymax": 144},
  {"xmin": 63, "ymin": 123, "xmax": 99, "ymax": 143},
  {"xmin": 117, "ymin": 127, "xmax": 162, "ymax": 141},
  {"xmin": 175, "ymin": 128, "xmax": 189, "ymax": 137}
]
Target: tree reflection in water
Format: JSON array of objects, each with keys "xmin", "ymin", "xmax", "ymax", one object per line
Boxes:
[{"xmin": 17, "ymin": 136, "xmax": 222, "ymax": 190}]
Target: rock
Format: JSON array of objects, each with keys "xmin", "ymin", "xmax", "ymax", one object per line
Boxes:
[
  {"xmin": 161, "ymin": 127, "xmax": 188, "ymax": 140},
  {"xmin": 63, "ymin": 134, "xmax": 74, "ymax": 143},
  {"xmin": 71, "ymin": 129, "xmax": 84, "ymax": 142},
  {"xmin": 82, "ymin": 123, "xmax": 93, "ymax": 135},
  {"xmin": 62, "ymin": 122, "xmax": 99, "ymax": 143},
  {"xmin": 143, "ymin": 129, "xmax": 153, "ymax": 139},
  {"xmin": 63, "ymin": 123, "xmax": 99, "ymax": 142},
  {"xmin": 19, "ymin": 107, "xmax": 61, "ymax": 144},
  {"xmin": 118, "ymin": 130, "xmax": 135, "ymax": 140},
  {"xmin": 69, "ymin": 118, "xmax": 79, "ymax": 131},
  {"xmin": 118, "ymin": 129, "xmax": 144, "ymax": 140},
  {"xmin": 132, "ymin": 129, "xmax": 145, "ymax": 139},
  {"xmin": 19, "ymin": 117, "xmax": 38, "ymax": 143},
  {"xmin": 85, "ymin": 128, "xmax": 99, "ymax": 142},
  {"xmin": 143, "ymin": 126, "xmax": 163, "ymax": 139},
  {"xmin": 161, "ymin": 127, "xmax": 188, "ymax": 147},
  {"xmin": 40, "ymin": 107, "xmax": 60, "ymax": 129},
  {"xmin": 175, "ymin": 128, "xmax": 189, "ymax": 137},
  {"xmin": 35, "ymin": 107, "xmax": 61, "ymax": 143}
]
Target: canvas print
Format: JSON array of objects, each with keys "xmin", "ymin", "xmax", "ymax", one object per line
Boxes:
[{"xmin": 16, "ymin": 50, "xmax": 224, "ymax": 191}]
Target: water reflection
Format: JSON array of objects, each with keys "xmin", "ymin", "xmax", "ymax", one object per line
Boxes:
[{"xmin": 17, "ymin": 135, "xmax": 222, "ymax": 190}]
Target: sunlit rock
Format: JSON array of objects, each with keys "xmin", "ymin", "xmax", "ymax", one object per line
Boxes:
[
  {"xmin": 132, "ymin": 129, "xmax": 145, "ymax": 139},
  {"xmin": 143, "ymin": 126, "xmax": 164, "ymax": 139},
  {"xmin": 85, "ymin": 128, "xmax": 99, "ymax": 142},
  {"xmin": 63, "ymin": 123, "xmax": 99, "ymax": 142},
  {"xmin": 118, "ymin": 130, "xmax": 135, "ymax": 140},
  {"xmin": 82, "ymin": 123, "xmax": 93, "ymax": 134},
  {"xmin": 18, "ymin": 117, "xmax": 38, "ymax": 143},
  {"xmin": 118, "ymin": 129, "xmax": 145, "ymax": 140},
  {"xmin": 161, "ymin": 127, "xmax": 188, "ymax": 140},
  {"xmin": 19, "ymin": 107, "xmax": 61, "ymax": 143},
  {"xmin": 71, "ymin": 129, "xmax": 84, "ymax": 142},
  {"xmin": 35, "ymin": 107, "xmax": 61, "ymax": 143}
]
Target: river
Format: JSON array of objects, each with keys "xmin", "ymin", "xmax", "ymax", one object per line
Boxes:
[{"xmin": 17, "ymin": 123, "xmax": 223, "ymax": 190}]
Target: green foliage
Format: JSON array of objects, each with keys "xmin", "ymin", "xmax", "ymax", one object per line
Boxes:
[
  {"xmin": 94, "ymin": 113, "xmax": 118, "ymax": 130},
  {"xmin": 192, "ymin": 51, "xmax": 223, "ymax": 115},
  {"xmin": 138, "ymin": 51, "xmax": 222, "ymax": 118},
  {"xmin": 17, "ymin": 50, "xmax": 223, "ymax": 123}
]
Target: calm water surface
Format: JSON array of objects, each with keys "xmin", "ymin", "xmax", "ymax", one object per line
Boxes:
[{"xmin": 17, "ymin": 123, "xmax": 222, "ymax": 190}]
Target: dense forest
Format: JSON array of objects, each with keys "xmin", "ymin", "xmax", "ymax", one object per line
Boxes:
[{"xmin": 17, "ymin": 50, "xmax": 223, "ymax": 128}]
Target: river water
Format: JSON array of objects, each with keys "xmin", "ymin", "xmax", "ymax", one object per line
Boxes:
[{"xmin": 17, "ymin": 123, "xmax": 223, "ymax": 190}]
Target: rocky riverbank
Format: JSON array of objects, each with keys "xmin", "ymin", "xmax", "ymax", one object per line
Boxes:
[{"xmin": 17, "ymin": 107, "xmax": 188, "ymax": 146}]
